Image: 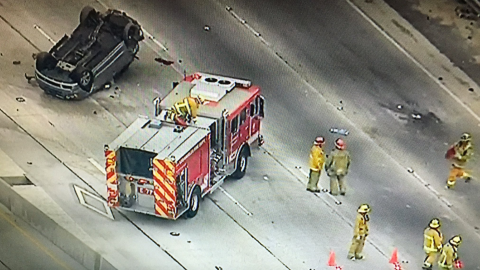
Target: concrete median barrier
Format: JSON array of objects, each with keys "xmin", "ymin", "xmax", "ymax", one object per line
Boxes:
[{"xmin": 0, "ymin": 153, "xmax": 116, "ymax": 270}]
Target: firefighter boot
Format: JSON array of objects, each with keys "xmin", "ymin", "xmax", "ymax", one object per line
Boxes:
[{"xmin": 422, "ymin": 260, "xmax": 433, "ymax": 270}]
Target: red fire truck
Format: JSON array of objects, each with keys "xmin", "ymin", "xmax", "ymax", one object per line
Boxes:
[{"xmin": 104, "ymin": 72, "xmax": 264, "ymax": 219}]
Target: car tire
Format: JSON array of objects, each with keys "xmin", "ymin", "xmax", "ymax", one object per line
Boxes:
[
  {"xmin": 185, "ymin": 187, "xmax": 201, "ymax": 218},
  {"xmin": 231, "ymin": 147, "xmax": 249, "ymax": 179},
  {"xmin": 35, "ymin": 52, "xmax": 57, "ymax": 71},
  {"xmin": 123, "ymin": 22, "xmax": 142, "ymax": 42},
  {"xmin": 80, "ymin": 6, "xmax": 96, "ymax": 24},
  {"xmin": 70, "ymin": 67, "xmax": 94, "ymax": 92}
]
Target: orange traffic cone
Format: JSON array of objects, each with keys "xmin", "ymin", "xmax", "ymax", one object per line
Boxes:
[
  {"xmin": 328, "ymin": 250, "xmax": 336, "ymax": 266},
  {"xmin": 389, "ymin": 248, "xmax": 399, "ymax": 264}
]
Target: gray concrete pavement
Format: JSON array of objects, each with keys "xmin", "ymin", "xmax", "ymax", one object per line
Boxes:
[{"xmin": 384, "ymin": 0, "xmax": 480, "ymax": 91}]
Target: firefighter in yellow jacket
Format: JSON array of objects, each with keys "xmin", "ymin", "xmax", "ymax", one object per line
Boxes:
[
  {"xmin": 445, "ymin": 133, "xmax": 474, "ymax": 189},
  {"xmin": 166, "ymin": 95, "xmax": 205, "ymax": 123},
  {"xmin": 307, "ymin": 136, "xmax": 325, "ymax": 193},
  {"xmin": 325, "ymin": 138, "xmax": 351, "ymax": 196},
  {"xmin": 423, "ymin": 218, "xmax": 443, "ymax": 270},
  {"xmin": 348, "ymin": 204, "xmax": 370, "ymax": 260},
  {"xmin": 438, "ymin": 235, "xmax": 462, "ymax": 269}
]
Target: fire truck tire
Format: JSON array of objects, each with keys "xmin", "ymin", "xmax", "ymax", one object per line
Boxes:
[
  {"xmin": 232, "ymin": 147, "xmax": 249, "ymax": 179},
  {"xmin": 186, "ymin": 187, "xmax": 201, "ymax": 218}
]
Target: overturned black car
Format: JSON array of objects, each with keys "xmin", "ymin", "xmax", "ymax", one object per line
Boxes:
[{"xmin": 35, "ymin": 6, "xmax": 144, "ymax": 100}]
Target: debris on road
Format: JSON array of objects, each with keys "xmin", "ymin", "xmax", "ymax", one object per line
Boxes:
[
  {"xmin": 16, "ymin": 97, "xmax": 25, "ymax": 102},
  {"xmin": 411, "ymin": 113, "xmax": 422, "ymax": 119},
  {"xmin": 170, "ymin": 232, "xmax": 180, "ymax": 236},
  {"xmin": 154, "ymin": 57, "xmax": 174, "ymax": 65},
  {"xmin": 24, "ymin": 73, "xmax": 35, "ymax": 84},
  {"xmin": 329, "ymin": 128, "xmax": 349, "ymax": 136}
]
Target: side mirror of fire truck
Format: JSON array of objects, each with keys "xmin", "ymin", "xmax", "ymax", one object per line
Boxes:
[{"xmin": 153, "ymin": 96, "xmax": 162, "ymax": 117}]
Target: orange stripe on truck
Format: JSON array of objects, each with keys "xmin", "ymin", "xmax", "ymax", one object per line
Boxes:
[
  {"xmin": 104, "ymin": 148, "xmax": 119, "ymax": 207},
  {"xmin": 153, "ymin": 159, "xmax": 176, "ymax": 218}
]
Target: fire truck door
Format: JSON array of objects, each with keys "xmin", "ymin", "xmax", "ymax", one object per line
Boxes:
[
  {"xmin": 238, "ymin": 108, "xmax": 249, "ymax": 142},
  {"xmin": 177, "ymin": 168, "xmax": 188, "ymax": 206},
  {"xmin": 249, "ymin": 95, "xmax": 264, "ymax": 136}
]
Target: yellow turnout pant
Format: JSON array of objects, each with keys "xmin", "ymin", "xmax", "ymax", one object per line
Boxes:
[
  {"xmin": 348, "ymin": 236, "xmax": 365, "ymax": 257},
  {"xmin": 447, "ymin": 166, "xmax": 470, "ymax": 188}
]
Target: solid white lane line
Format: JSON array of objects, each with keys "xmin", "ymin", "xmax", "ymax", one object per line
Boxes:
[
  {"xmin": 88, "ymin": 158, "xmax": 106, "ymax": 175},
  {"xmin": 296, "ymin": 166, "xmax": 342, "ymax": 205},
  {"xmin": 218, "ymin": 186, "xmax": 253, "ymax": 216},
  {"xmin": 408, "ymin": 168, "xmax": 453, "ymax": 207},
  {"xmin": 33, "ymin": 24, "xmax": 56, "ymax": 45},
  {"xmin": 226, "ymin": 7, "xmax": 270, "ymax": 46},
  {"xmin": 344, "ymin": 0, "xmax": 480, "ymax": 124}
]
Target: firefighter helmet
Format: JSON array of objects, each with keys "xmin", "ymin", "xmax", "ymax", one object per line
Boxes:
[
  {"xmin": 335, "ymin": 138, "xmax": 346, "ymax": 150},
  {"xmin": 314, "ymin": 136, "xmax": 325, "ymax": 146},
  {"xmin": 449, "ymin": 235, "xmax": 462, "ymax": 246},
  {"xmin": 429, "ymin": 218, "xmax": 441, "ymax": 229},
  {"xmin": 357, "ymin": 204, "xmax": 371, "ymax": 214},
  {"xmin": 460, "ymin": 132, "xmax": 472, "ymax": 142}
]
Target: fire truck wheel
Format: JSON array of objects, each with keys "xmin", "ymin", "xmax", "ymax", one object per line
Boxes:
[
  {"xmin": 186, "ymin": 187, "xmax": 201, "ymax": 218},
  {"xmin": 232, "ymin": 147, "xmax": 249, "ymax": 179}
]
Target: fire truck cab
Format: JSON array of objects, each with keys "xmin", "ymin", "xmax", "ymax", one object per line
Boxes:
[{"xmin": 105, "ymin": 72, "xmax": 264, "ymax": 219}]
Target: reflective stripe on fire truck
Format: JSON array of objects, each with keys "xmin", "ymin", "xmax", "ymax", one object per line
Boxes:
[
  {"xmin": 105, "ymin": 147, "xmax": 119, "ymax": 207},
  {"xmin": 153, "ymin": 159, "xmax": 177, "ymax": 219}
]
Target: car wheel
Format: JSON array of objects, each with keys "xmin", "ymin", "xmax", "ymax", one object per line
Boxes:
[
  {"xmin": 185, "ymin": 187, "xmax": 201, "ymax": 218},
  {"xmin": 123, "ymin": 22, "xmax": 142, "ymax": 42},
  {"xmin": 35, "ymin": 52, "xmax": 57, "ymax": 71},
  {"xmin": 80, "ymin": 6, "xmax": 96, "ymax": 24},
  {"xmin": 231, "ymin": 147, "xmax": 249, "ymax": 179},
  {"xmin": 70, "ymin": 67, "xmax": 94, "ymax": 92}
]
